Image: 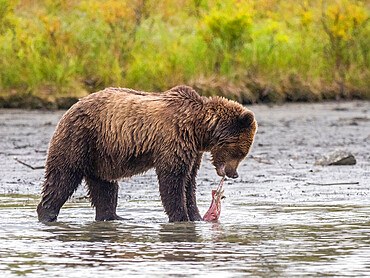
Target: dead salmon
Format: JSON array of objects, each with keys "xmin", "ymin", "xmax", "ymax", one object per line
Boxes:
[{"xmin": 203, "ymin": 176, "xmax": 225, "ymax": 222}]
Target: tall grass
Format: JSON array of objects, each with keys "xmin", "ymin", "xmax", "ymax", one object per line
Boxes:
[{"xmin": 0, "ymin": 0, "xmax": 369, "ymax": 105}]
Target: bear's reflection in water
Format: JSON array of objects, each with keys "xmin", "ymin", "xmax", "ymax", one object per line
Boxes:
[
  {"xmin": 39, "ymin": 221, "xmax": 207, "ymax": 244},
  {"xmin": 159, "ymin": 222, "xmax": 199, "ymax": 242},
  {"xmin": 38, "ymin": 221, "xmax": 211, "ymax": 263}
]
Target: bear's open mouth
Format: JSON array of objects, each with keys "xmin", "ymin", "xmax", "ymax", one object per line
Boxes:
[{"xmin": 216, "ymin": 164, "xmax": 226, "ymax": 177}]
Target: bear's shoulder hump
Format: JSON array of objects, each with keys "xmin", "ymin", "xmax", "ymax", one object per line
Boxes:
[{"xmin": 167, "ymin": 85, "xmax": 201, "ymax": 100}]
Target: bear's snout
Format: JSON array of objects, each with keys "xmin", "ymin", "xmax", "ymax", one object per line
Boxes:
[
  {"xmin": 225, "ymin": 167, "xmax": 238, "ymax": 179},
  {"xmin": 224, "ymin": 160, "xmax": 241, "ymax": 179},
  {"xmin": 216, "ymin": 161, "xmax": 240, "ymax": 178}
]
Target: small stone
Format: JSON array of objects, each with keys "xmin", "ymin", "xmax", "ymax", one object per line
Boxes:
[{"xmin": 315, "ymin": 150, "xmax": 356, "ymax": 166}]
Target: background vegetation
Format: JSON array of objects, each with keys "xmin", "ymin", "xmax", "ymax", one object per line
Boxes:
[{"xmin": 0, "ymin": 0, "xmax": 369, "ymax": 108}]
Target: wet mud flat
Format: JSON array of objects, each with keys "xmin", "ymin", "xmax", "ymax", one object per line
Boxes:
[{"xmin": 0, "ymin": 101, "xmax": 369, "ymax": 277}]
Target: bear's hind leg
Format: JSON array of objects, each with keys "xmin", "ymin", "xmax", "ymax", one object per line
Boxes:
[
  {"xmin": 85, "ymin": 176, "xmax": 122, "ymax": 221},
  {"xmin": 37, "ymin": 169, "xmax": 83, "ymax": 222}
]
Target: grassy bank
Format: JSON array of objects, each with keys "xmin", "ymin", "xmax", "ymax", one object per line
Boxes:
[{"xmin": 0, "ymin": 0, "xmax": 369, "ymax": 108}]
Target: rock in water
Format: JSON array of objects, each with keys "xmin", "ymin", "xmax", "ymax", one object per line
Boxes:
[{"xmin": 315, "ymin": 150, "xmax": 356, "ymax": 166}]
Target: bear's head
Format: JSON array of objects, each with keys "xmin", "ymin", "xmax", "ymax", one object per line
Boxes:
[{"xmin": 207, "ymin": 100, "xmax": 257, "ymax": 179}]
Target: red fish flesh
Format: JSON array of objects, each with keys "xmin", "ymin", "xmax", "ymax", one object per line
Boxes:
[{"xmin": 203, "ymin": 177, "xmax": 225, "ymax": 222}]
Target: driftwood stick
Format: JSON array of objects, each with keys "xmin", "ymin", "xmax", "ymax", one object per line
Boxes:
[
  {"xmin": 14, "ymin": 157, "xmax": 45, "ymax": 170},
  {"xmin": 306, "ymin": 182, "xmax": 359, "ymax": 186},
  {"xmin": 249, "ymin": 155, "xmax": 272, "ymax": 165}
]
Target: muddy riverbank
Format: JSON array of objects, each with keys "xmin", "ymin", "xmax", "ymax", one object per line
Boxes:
[{"xmin": 0, "ymin": 101, "xmax": 369, "ymax": 277}]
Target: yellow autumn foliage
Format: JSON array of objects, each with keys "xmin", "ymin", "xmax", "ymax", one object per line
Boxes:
[{"xmin": 0, "ymin": 0, "xmax": 368, "ymax": 103}]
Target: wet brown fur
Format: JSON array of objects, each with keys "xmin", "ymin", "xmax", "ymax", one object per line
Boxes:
[{"xmin": 37, "ymin": 85, "xmax": 257, "ymax": 222}]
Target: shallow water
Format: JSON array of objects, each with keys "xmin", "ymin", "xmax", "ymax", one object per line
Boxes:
[
  {"xmin": 0, "ymin": 191, "xmax": 369, "ymax": 277},
  {"xmin": 0, "ymin": 102, "xmax": 369, "ymax": 277}
]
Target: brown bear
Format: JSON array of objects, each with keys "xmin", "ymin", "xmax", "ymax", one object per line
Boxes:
[{"xmin": 37, "ymin": 85, "xmax": 257, "ymax": 222}]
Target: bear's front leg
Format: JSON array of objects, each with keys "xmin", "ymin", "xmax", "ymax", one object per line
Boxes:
[
  {"xmin": 186, "ymin": 153, "xmax": 203, "ymax": 221},
  {"xmin": 156, "ymin": 166, "xmax": 190, "ymax": 222}
]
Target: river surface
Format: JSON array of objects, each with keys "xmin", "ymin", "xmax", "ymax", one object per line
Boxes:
[{"xmin": 0, "ymin": 101, "xmax": 369, "ymax": 277}]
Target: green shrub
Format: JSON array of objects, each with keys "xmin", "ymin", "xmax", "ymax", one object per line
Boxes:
[{"xmin": 0, "ymin": 0, "xmax": 368, "ymax": 106}]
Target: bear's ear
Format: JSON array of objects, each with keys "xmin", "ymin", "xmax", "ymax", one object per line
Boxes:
[{"xmin": 238, "ymin": 111, "xmax": 254, "ymax": 129}]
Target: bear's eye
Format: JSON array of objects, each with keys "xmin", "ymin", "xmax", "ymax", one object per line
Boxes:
[{"xmin": 229, "ymin": 149, "xmax": 246, "ymax": 160}]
